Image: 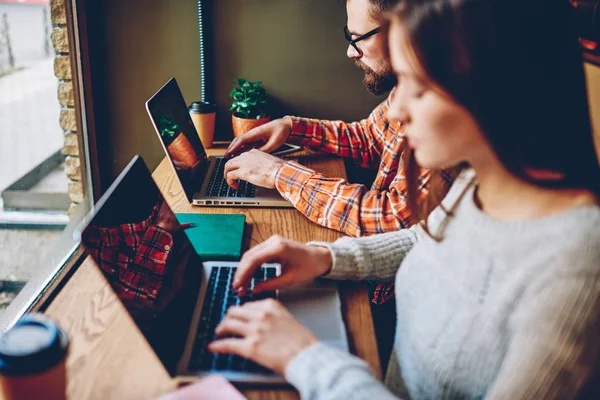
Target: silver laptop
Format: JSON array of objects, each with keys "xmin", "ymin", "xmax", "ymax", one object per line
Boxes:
[
  {"xmin": 146, "ymin": 78, "xmax": 293, "ymax": 208},
  {"xmin": 75, "ymin": 156, "xmax": 348, "ymax": 386}
]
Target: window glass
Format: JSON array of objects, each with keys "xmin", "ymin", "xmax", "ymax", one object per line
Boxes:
[{"xmin": 0, "ymin": 0, "xmax": 79, "ymax": 319}]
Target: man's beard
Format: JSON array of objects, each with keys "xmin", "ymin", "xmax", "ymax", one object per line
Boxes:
[{"xmin": 354, "ymin": 60, "xmax": 397, "ymax": 96}]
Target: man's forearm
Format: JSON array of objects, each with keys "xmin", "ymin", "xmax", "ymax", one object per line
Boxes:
[
  {"xmin": 274, "ymin": 161, "xmax": 414, "ymax": 237},
  {"xmin": 287, "ymin": 116, "xmax": 383, "ymax": 168}
]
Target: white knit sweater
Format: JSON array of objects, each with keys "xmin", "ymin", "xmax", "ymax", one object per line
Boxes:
[{"xmin": 285, "ymin": 170, "xmax": 600, "ymax": 400}]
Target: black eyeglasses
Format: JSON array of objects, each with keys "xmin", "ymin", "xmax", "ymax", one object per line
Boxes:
[{"xmin": 344, "ymin": 25, "xmax": 382, "ymax": 56}]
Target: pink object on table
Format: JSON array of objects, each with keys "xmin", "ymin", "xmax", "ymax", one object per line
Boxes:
[{"xmin": 156, "ymin": 375, "xmax": 246, "ymax": 400}]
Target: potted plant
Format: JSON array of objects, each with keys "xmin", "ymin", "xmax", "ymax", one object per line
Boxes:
[
  {"xmin": 229, "ymin": 78, "xmax": 271, "ymax": 137},
  {"xmin": 158, "ymin": 115, "xmax": 200, "ymax": 168}
]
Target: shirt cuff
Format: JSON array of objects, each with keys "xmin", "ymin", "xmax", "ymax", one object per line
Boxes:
[
  {"xmin": 285, "ymin": 342, "xmax": 368, "ymax": 397},
  {"xmin": 307, "ymin": 239, "xmax": 363, "ymax": 280},
  {"xmin": 274, "ymin": 160, "xmax": 314, "ymax": 205}
]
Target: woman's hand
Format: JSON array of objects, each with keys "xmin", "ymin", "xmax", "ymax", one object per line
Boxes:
[
  {"xmin": 208, "ymin": 299, "xmax": 318, "ymax": 375},
  {"xmin": 232, "ymin": 235, "xmax": 333, "ymax": 296}
]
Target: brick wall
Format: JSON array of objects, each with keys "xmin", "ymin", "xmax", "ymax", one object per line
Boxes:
[{"xmin": 50, "ymin": 0, "xmax": 82, "ymax": 216}]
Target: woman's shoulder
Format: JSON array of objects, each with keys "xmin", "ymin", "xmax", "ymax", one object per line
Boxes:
[
  {"xmin": 520, "ymin": 204, "xmax": 600, "ymax": 291},
  {"xmin": 549, "ymin": 204, "xmax": 600, "ymax": 262}
]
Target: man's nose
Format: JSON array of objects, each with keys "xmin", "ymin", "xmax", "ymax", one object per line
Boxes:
[{"xmin": 347, "ymin": 44, "xmax": 361, "ymax": 59}]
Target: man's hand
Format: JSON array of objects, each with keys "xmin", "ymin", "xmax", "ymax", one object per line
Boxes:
[
  {"xmin": 224, "ymin": 149, "xmax": 285, "ymax": 190},
  {"xmin": 224, "ymin": 117, "xmax": 293, "ymax": 158}
]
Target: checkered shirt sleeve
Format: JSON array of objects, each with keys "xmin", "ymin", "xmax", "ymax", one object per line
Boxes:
[
  {"xmin": 276, "ymin": 88, "xmax": 436, "ymax": 237},
  {"xmin": 82, "ymin": 220, "xmax": 173, "ymax": 304}
]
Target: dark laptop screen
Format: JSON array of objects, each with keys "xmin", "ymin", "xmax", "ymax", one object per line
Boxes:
[
  {"xmin": 146, "ymin": 78, "xmax": 207, "ymax": 203},
  {"xmin": 77, "ymin": 156, "xmax": 203, "ymax": 375}
]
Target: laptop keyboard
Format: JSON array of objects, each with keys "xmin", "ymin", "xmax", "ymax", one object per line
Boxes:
[
  {"xmin": 189, "ymin": 265, "xmax": 277, "ymax": 374},
  {"xmin": 204, "ymin": 158, "xmax": 256, "ymax": 198}
]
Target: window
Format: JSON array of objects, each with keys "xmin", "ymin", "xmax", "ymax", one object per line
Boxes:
[{"xmin": 0, "ymin": 0, "xmax": 91, "ymax": 331}]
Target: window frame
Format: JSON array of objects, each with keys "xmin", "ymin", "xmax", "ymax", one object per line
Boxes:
[{"xmin": 0, "ymin": 0, "xmax": 101, "ymax": 333}]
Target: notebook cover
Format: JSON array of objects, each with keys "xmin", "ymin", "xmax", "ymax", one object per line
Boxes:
[{"xmin": 175, "ymin": 213, "xmax": 245, "ymax": 261}]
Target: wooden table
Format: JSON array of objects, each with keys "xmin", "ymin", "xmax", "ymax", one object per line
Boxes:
[{"xmin": 45, "ymin": 147, "xmax": 380, "ymax": 400}]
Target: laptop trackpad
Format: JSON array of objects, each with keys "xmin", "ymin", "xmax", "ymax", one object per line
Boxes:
[{"xmin": 279, "ymin": 282, "xmax": 349, "ymax": 351}]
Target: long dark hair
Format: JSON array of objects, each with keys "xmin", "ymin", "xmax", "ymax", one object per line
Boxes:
[{"xmin": 388, "ymin": 0, "xmax": 600, "ymax": 234}]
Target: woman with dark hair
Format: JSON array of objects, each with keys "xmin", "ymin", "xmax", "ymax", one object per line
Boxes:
[{"xmin": 209, "ymin": 0, "xmax": 600, "ymax": 398}]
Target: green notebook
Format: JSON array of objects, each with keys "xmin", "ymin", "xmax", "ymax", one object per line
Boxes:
[{"xmin": 175, "ymin": 213, "xmax": 246, "ymax": 261}]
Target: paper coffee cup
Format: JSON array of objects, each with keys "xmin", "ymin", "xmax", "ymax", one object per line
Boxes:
[
  {"xmin": 189, "ymin": 101, "xmax": 216, "ymax": 149},
  {"xmin": 0, "ymin": 314, "xmax": 69, "ymax": 400}
]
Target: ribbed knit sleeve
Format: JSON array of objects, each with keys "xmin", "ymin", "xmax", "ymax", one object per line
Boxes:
[
  {"xmin": 307, "ymin": 225, "xmax": 419, "ymax": 281},
  {"xmin": 285, "ymin": 342, "xmax": 399, "ymax": 400}
]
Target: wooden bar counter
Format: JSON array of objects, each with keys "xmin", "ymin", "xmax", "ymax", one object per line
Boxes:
[{"xmin": 44, "ymin": 147, "xmax": 380, "ymax": 400}]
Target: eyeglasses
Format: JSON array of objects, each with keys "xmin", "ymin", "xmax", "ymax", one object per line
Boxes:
[{"xmin": 344, "ymin": 25, "xmax": 382, "ymax": 56}]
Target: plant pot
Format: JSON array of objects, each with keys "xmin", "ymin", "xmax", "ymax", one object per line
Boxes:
[
  {"xmin": 166, "ymin": 132, "xmax": 200, "ymax": 168},
  {"xmin": 231, "ymin": 115, "xmax": 271, "ymax": 138}
]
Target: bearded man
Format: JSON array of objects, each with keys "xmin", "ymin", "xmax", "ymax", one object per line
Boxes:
[{"xmin": 224, "ymin": 0, "xmax": 452, "ymax": 304}]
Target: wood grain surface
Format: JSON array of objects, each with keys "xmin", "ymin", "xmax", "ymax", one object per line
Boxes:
[{"xmin": 44, "ymin": 148, "xmax": 380, "ymax": 400}]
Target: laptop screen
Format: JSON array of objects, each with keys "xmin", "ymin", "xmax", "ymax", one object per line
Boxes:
[
  {"xmin": 146, "ymin": 78, "xmax": 208, "ymax": 203},
  {"xmin": 77, "ymin": 156, "xmax": 203, "ymax": 375}
]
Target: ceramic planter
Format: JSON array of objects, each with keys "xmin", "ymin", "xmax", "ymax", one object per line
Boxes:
[
  {"xmin": 167, "ymin": 132, "xmax": 200, "ymax": 168},
  {"xmin": 231, "ymin": 115, "xmax": 271, "ymax": 138}
]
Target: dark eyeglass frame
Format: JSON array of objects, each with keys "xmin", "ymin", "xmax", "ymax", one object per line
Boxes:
[{"xmin": 344, "ymin": 25, "xmax": 382, "ymax": 56}]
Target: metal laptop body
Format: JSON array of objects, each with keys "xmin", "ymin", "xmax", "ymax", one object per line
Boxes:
[
  {"xmin": 146, "ymin": 78, "xmax": 293, "ymax": 208},
  {"xmin": 176, "ymin": 261, "xmax": 348, "ymax": 385},
  {"xmin": 75, "ymin": 156, "xmax": 348, "ymax": 386}
]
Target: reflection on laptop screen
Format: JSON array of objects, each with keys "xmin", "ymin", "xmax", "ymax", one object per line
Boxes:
[
  {"xmin": 147, "ymin": 78, "xmax": 207, "ymax": 203},
  {"xmin": 78, "ymin": 156, "xmax": 202, "ymax": 375}
]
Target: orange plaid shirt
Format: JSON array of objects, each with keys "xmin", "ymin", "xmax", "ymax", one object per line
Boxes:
[{"xmin": 274, "ymin": 87, "xmax": 433, "ymax": 238}]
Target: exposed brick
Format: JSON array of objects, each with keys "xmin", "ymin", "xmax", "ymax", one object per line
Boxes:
[
  {"xmin": 68, "ymin": 181, "xmax": 84, "ymax": 203},
  {"xmin": 68, "ymin": 202, "xmax": 79, "ymax": 218},
  {"xmin": 63, "ymin": 133, "xmax": 79, "ymax": 156},
  {"xmin": 58, "ymin": 82, "xmax": 74, "ymax": 107},
  {"xmin": 54, "ymin": 56, "xmax": 72, "ymax": 80},
  {"xmin": 60, "ymin": 108, "xmax": 76, "ymax": 131},
  {"xmin": 65, "ymin": 156, "xmax": 81, "ymax": 181},
  {"xmin": 51, "ymin": 0, "xmax": 80, "ymax": 212},
  {"xmin": 51, "ymin": 27, "xmax": 69, "ymax": 54},
  {"xmin": 50, "ymin": 0, "xmax": 66, "ymax": 25}
]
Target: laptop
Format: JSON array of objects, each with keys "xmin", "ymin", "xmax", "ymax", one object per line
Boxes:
[
  {"xmin": 146, "ymin": 78, "xmax": 293, "ymax": 208},
  {"xmin": 75, "ymin": 156, "xmax": 349, "ymax": 386}
]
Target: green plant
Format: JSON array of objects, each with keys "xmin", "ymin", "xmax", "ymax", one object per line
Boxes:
[
  {"xmin": 158, "ymin": 115, "xmax": 179, "ymax": 145},
  {"xmin": 229, "ymin": 78, "xmax": 268, "ymax": 119}
]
